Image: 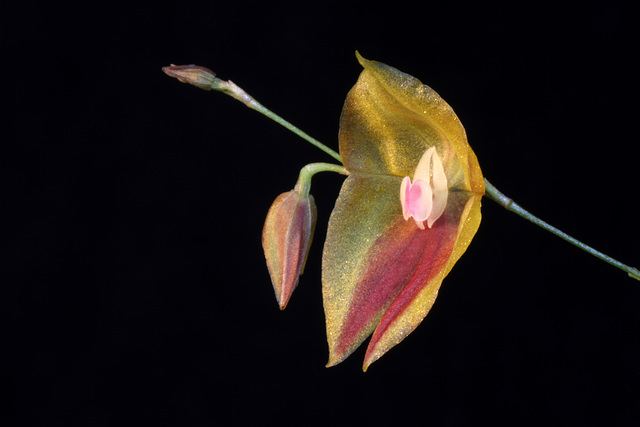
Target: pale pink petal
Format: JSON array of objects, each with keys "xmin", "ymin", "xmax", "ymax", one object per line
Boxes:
[
  {"xmin": 413, "ymin": 146, "xmax": 435, "ymax": 182},
  {"xmin": 400, "ymin": 176, "xmax": 412, "ymax": 220},
  {"xmin": 406, "ymin": 179, "xmax": 432, "ymax": 222},
  {"xmin": 426, "ymin": 149, "xmax": 448, "ymax": 228}
]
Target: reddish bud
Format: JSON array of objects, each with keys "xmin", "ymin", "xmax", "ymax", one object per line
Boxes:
[{"xmin": 262, "ymin": 189, "xmax": 317, "ymax": 310}]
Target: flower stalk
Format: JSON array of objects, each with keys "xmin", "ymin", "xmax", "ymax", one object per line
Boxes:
[
  {"xmin": 162, "ymin": 64, "xmax": 341, "ymax": 163},
  {"xmin": 164, "ymin": 63, "xmax": 638, "ymax": 282},
  {"xmin": 483, "ymin": 180, "xmax": 640, "ymax": 281},
  {"xmin": 296, "ymin": 163, "xmax": 349, "ymax": 196}
]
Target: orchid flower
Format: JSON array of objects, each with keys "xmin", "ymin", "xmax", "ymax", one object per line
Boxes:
[
  {"xmin": 322, "ymin": 53, "xmax": 484, "ymax": 370},
  {"xmin": 164, "ymin": 52, "xmax": 639, "ymax": 372}
]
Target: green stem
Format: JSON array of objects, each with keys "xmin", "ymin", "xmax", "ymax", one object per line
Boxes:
[
  {"xmin": 295, "ymin": 163, "xmax": 349, "ymax": 197},
  {"xmin": 172, "ymin": 66, "xmax": 639, "ymax": 281},
  {"xmin": 212, "ymin": 78, "xmax": 342, "ymax": 163},
  {"xmin": 484, "ymin": 179, "xmax": 640, "ymax": 281}
]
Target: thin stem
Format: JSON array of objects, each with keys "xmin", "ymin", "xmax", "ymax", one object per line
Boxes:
[
  {"xmin": 484, "ymin": 179, "xmax": 640, "ymax": 281},
  {"xmin": 214, "ymin": 79, "xmax": 343, "ymax": 163},
  {"xmin": 163, "ymin": 64, "xmax": 342, "ymax": 162},
  {"xmin": 164, "ymin": 65, "xmax": 639, "ymax": 281},
  {"xmin": 295, "ymin": 163, "xmax": 349, "ymax": 197}
]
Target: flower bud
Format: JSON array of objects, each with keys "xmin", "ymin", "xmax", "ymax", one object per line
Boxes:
[
  {"xmin": 262, "ymin": 189, "xmax": 317, "ymax": 310},
  {"xmin": 162, "ymin": 64, "xmax": 217, "ymax": 90}
]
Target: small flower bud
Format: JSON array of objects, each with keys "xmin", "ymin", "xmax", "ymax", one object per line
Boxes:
[
  {"xmin": 262, "ymin": 189, "xmax": 317, "ymax": 310},
  {"xmin": 162, "ymin": 64, "xmax": 217, "ymax": 90}
]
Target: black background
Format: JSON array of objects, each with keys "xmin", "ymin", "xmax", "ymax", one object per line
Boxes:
[{"xmin": 4, "ymin": 1, "xmax": 640, "ymax": 425}]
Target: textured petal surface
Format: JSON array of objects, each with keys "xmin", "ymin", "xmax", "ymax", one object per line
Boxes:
[
  {"xmin": 363, "ymin": 193, "xmax": 482, "ymax": 370},
  {"xmin": 339, "ymin": 53, "xmax": 484, "ymax": 193},
  {"xmin": 322, "ymin": 53, "xmax": 484, "ymax": 368}
]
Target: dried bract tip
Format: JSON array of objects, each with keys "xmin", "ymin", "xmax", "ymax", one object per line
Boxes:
[{"xmin": 162, "ymin": 64, "xmax": 217, "ymax": 90}]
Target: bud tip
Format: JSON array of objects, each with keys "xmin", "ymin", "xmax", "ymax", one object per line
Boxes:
[{"xmin": 162, "ymin": 64, "xmax": 217, "ymax": 90}]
